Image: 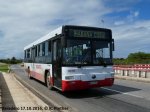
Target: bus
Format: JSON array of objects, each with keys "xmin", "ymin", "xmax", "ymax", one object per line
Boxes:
[{"xmin": 24, "ymin": 25, "xmax": 115, "ymax": 91}]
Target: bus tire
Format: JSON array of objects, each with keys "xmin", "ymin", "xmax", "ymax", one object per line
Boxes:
[{"xmin": 46, "ymin": 72, "xmax": 53, "ymax": 90}]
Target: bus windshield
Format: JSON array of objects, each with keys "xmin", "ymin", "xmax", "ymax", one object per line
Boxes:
[{"xmin": 63, "ymin": 39, "xmax": 112, "ymax": 65}]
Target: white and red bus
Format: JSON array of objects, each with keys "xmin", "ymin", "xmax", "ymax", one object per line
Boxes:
[{"xmin": 24, "ymin": 25, "xmax": 115, "ymax": 91}]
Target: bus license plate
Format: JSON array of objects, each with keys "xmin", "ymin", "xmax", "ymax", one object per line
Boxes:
[{"xmin": 90, "ymin": 81, "xmax": 97, "ymax": 85}]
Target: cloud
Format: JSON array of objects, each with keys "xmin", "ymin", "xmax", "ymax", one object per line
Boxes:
[
  {"xmin": 134, "ymin": 11, "xmax": 139, "ymax": 17},
  {"xmin": 127, "ymin": 11, "xmax": 139, "ymax": 22},
  {"xmin": 103, "ymin": 0, "xmax": 141, "ymax": 12},
  {"xmin": 0, "ymin": 0, "xmax": 149, "ymax": 59},
  {"xmin": 114, "ymin": 21, "xmax": 125, "ymax": 25},
  {"xmin": 0, "ymin": 0, "xmax": 110, "ymax": 58},
  {"xmin": 113, "ymin": 10, "xmax": 139, "ymax": 26},
  {"xmin": 111, "ymin": 20, "xmax": 150, "ymax": 57}
]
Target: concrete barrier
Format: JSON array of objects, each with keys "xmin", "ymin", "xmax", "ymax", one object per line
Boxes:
[{"xmin": 113, "ymin": 64, "xmax": 150, "ymax": 81}]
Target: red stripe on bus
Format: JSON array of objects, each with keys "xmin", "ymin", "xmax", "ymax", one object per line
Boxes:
[
  {"xmin": 30, "ymin": 71, "xmax": 45, "ymax": 82},
  {"xmin": 62, "ymin": 78, "xmax": 114, "ymax": 91}
]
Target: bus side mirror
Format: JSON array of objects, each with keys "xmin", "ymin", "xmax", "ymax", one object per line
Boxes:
[{"xmin": 112, "ymin": 39, "xmax": 115, "ymax": 51}]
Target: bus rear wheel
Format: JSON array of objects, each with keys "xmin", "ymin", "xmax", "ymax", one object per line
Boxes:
[{"xmin": 46, "ymin": 72, "xmax": 53, "ymax": 90}]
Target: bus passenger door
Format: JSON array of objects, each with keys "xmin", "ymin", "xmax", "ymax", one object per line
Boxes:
[{"xmin": 52, "ymin": 39, "xmax": 62, "ymax": 89}]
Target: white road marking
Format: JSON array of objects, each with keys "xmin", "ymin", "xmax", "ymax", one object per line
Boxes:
[{"xmin": 101, "ymin": 87, "xmax": 144, "ymax": 98}]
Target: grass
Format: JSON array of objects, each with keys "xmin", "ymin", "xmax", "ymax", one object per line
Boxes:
[{"xmin": 0, "ymin": 63, "xmax": 9, "ymax": 72}]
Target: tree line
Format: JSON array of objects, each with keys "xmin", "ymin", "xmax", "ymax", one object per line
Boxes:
[
  {"xmin": 113, "ymin": 52, "xmax": 150, "ymax": 65},
  {"xmin": 0, "ymin": 52, "xmax": 150, "ymax": 65},
  {"xmin": 0, "ymin": 57, "xmax": 22, "ymax": 64}
]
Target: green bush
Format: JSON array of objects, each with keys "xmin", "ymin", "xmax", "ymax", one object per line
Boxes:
[{"xmin": 113, "ymin": 52, "xmax": 150, "ymax": 65}]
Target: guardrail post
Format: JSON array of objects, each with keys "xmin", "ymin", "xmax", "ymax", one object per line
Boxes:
[
  {"xmin": 145, "ymin": 71, "xmax": 147, "ymax": 78},
  {"xmin": 141, "ymin": 71, "xmax": 146, "ymax": 78},
  {"xmin": 120, "ymin": 70, "xmax": 124, "ymax": 76},
  {"xmin": 123, "ymin": 70, "xmax": 125, "ymax": 76},
  {"xmin": 131, "ymin": 69, "xmax": 135, "ymax": 77},
  {"xmin": 117, "ymin": 69, "xmax": 121, "ymax": 75},
  {"xmin": 134, "ymin": 70, "xmax": 137, "ymax": 77},
  {"xmin": 136, "ymin": 71, "xmax": 140, "ymax": 78},
  {"xmin": 129, "ymin": 70, "xmax": 132, "ymax": 77},
  {"xmin": 124, "ymin": 70, "xmax": 127, "ymax": 76},
  {"xmin": 119, "ymin": 69, "xmax": 122, "ymax": 75}
]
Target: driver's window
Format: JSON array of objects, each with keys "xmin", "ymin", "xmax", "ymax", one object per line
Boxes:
[
  {"xmin": 96, "ymin": 49, "xmax": 103, "ymax": 58},
  {"xmin": 93, "ymin": 41, "xmax": 110, "ymax": 64}
]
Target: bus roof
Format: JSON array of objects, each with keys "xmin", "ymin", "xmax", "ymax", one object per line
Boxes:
[
  {"xmin": 24, "ymin": 26, "xmax": 62, "ymax": 50},
  {"xmin": 24, "ymin": 25, "xmax": 111, "ymax": 50}
]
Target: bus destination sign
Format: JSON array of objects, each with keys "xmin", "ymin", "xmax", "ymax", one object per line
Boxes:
[{"xmin": 69, "ymin": 29, "xmax": 107, "ymax": 39}]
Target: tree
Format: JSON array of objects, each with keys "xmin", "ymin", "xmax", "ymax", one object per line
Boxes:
[
  {"xmin": 0, "ymin": 57, "xmax": 22, "ymax": 64},
  {"xmin": 11, "ymin": 57, "xmax": 17, "ymax": 64}
]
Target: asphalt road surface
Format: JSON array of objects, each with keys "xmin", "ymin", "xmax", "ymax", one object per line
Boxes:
[{"xmin": 11, "ymin": 65, "xmax": 150, "ymax": 112}]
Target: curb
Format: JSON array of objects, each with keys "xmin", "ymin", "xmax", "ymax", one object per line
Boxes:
[
  {"xmin": 10, "ymin": 64, "xmax": 78, "ymax": 112},
  {"xmin": 13, "ymin": 73, "xmax": 60, "ymax": 107},
  {"xmin": 12, "ymin": 72, "xmax": 75, "ymax": 112},
  {"xmin": 115, "ymin": 75, "xmax": 150, "ymax": 83}
]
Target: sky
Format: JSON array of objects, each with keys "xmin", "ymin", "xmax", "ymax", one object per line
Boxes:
[{"xmin": 0, "ymin": 0, "xmax": 150, "ymax": 59}]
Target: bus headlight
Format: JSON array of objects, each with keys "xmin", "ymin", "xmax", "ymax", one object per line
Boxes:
[{"xmin": 65, "ymin": 76, "xmax": 74, "ymax": 80}]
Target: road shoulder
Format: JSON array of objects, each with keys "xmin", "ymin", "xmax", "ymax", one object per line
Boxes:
[{"xmin": 0, "ymin": 72, "xmax": 51, "ymax": 112}]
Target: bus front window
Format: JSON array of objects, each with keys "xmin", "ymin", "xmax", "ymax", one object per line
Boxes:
[
  {"xmin": 63, "ymin": 40, "xmax": 91, "ymax": 65},
  {"xmin": 93, "ymin": 41, "xmax": 111, "ymax": 64},
  {"xmin": 63, "ymin": 39, "xmax": 112, "ymax": 65}
]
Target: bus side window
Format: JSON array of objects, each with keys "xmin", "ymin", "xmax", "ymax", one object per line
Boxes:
[
  {"xmin": 27, "ymin": 49, "xmax": 30, "ymax": 58},
  {"xmin": 42, "ymin": 42, "xmax": 45, "ymax": 56},
  {"xmin": 45, "ymin": 41, "xmax": 48, "ymax": 56},
  {"xmin": 40, "ymin": 44, "xmax": 42, "ymax": 56},
  {"xmin": 35, "ymin": 46, "xmax": 37, "ymax": 57},
  {"xmin": 48, "ymin": 41, "xmax": 51, "ymax": 55},
  {"xmin": 38, "ymin": 45, "xmax": 40, "ymax": 56}
]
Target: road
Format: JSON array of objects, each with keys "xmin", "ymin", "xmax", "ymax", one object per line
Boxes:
[{"xmin": 11, "ymin": 65, "xmax": 150, "ymax": 112}]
